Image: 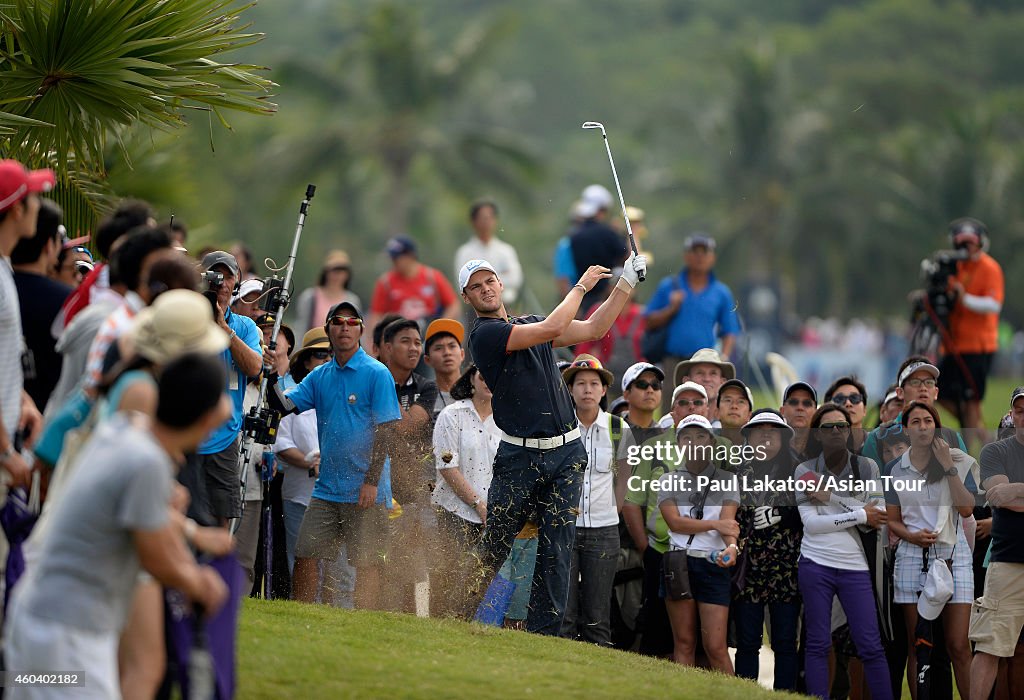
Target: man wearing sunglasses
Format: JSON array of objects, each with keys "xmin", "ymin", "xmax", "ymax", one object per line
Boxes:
[
  {"xmin": 458, "ymin": 249, "xmax": 646, "ymax": 636},
  {"xmin": 781, "ymin": 381, "xmax": 817, "ymax": 461},
  {"xmin": 281, "ymin": 301, "xmax": 401, "ymax": 610}
]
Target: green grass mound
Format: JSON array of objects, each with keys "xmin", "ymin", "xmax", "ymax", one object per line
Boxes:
[{"xmin": 239, "ymin": 599, "xmax": 797, "ymax": 698}]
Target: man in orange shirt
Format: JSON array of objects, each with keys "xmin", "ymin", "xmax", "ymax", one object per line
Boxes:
[{"xmin": 939, "ymin": 217, "xmax": 1004, "ymax": 436}]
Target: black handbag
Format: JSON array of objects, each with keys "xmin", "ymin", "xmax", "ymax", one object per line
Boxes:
[{"xmin": 661, "ymin": 473, "xmax": 714, "ymax": 601}]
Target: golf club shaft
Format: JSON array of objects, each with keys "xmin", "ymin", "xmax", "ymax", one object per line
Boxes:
[{"xmin": 590, "ymin": 125, "xmax": 644, "ymax": 281}]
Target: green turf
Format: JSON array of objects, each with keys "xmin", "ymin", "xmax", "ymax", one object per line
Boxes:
[{"xmin": 238, "ymin": 599, "xmax": 800, "ymax": 698}]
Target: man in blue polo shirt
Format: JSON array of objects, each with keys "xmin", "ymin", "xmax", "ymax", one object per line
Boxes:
[
  {"xmin": 644, "ymin": 234, "xmax": 740, "ymax": 409},
  {"xmin": 459, "ymin": 248, "xmax": 646, "ymax": 635},
  {"xmin": 285, "ymin": 300, "xmax": 401, "ymax": 610},
  {"xmin": 180, "ymin": 250, "xmax": 263, "ymax": 527}
]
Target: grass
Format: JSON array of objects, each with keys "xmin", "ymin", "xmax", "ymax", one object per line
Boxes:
[{"xmin": 238, "ymin": 599, "xmax": 799, "ymax": 699}]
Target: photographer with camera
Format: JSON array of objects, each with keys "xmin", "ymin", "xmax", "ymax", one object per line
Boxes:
[
  {"xmin": 938, "ymin": 218, "xmax": 1004, "ymax": 438},
  {"xmin": 179, "ymin": 251, "xmax": 263, "ymax": 528}
]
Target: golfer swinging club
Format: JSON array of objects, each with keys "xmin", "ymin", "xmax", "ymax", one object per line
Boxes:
[{"xmin": 458, "ymin": 250, "xmax": 646, "ymax": 634}]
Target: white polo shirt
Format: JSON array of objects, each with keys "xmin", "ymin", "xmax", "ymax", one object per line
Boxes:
[
  {"xmin": 885, "ymin": 448, "xmax": 973, "ymax": 546},
  {"xmin": 431, "ymin": 399, "xmax": 500, "ymax": 524},
  {"xmin": 576, "ymin": 410, "xmax": 628, "ymax": 529},
  {"xmin": 0, "ymin": 256, "xmax": 23, "ymax": 440}
]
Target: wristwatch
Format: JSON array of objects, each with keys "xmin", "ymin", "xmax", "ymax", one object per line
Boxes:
[
  {"xmin": 471, "ymin": 497, "xmax": 481, "ymax": 508},
  {"xmin": 946, "ymin": 467, "xmax": 959, "ymax": 477}
]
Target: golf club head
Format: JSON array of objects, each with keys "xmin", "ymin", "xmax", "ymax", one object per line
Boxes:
[{"xmin": 581, "ymin": 121, "xmax": 606, "ymax": 134}]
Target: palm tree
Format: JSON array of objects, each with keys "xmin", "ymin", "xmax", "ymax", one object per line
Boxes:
[
  {"xmin": 275, "ymin": 2, "xmax": 541, "ymax": 237},
  {"xmin": 0, "ymin": 0, "xmax": 276, "ymax": 235}
]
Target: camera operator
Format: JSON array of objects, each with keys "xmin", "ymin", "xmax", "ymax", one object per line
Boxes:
[
  {"xmin": 179, "ymin": 251, "xmax": 263, "ymax": 528},
  {"xmin": 939, "ymin": 218, "xmax": 1004, "ymax": 438}
]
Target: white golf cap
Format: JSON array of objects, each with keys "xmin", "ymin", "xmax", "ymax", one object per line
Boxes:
[
  {"xmin": 917, "ymin": 561, "xmax": 954, "ymax": 621},
  {"xmin": 458, "ymin": 259, "xmax": 498, "ymax": 291},
  {"xmin": 230, "ymin": 278, "xmax": 263, "ymax": 305},
  {"xmin": 577, "ymin": 184, "xmax": 613, "ymax": 218},
  {"xmin": 672, "ymin": 381, "xmax": 708, "ymax": 404},
  {"xmin": 622, "ymin": 362, "xmax": 665, "ymax": 393},
  {"xmin": 675, "ymin": 414, "xmax": 714, "ymax": 437},
  {"xmin": 898, "ymin": 361, "xmax": 940, "ymax": 387}
]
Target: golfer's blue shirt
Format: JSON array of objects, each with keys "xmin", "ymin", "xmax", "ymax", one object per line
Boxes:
[
  {"xmin": 645, "ymin": 270, "xmax": 740, "ymax": 358},
  {"xmin": 198, "ymin": 309, "xmax": 262, "ymax": 455},
  {"xmin": 286, "ymin": 346, "xmax": 401, "ymax": 505}
]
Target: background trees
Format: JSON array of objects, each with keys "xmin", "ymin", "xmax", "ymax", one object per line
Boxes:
[{"xmin": 6, "ymin": 0, "xmax": 1024, "ymax": 328}]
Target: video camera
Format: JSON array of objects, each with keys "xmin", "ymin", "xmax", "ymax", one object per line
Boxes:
[
  {"xmin": 200, "ymin": 269, "xmax": 224, "ymax": 316},
  {"xmin": 919, "ymin": 248, "xmax": 969, "ymax": 321},
  {"xmin": 909, "ymin": 248, "xmax": 969, "ymax": 354}
]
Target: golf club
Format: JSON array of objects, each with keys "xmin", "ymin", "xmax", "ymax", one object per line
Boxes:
[{"xmin": 581, "ymin": 121, "xmax": 644, "ymax": 281}]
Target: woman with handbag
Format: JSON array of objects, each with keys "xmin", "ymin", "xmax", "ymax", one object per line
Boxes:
[
  {"xmin": 796, "ymin": 404, "xmax": 893, "ymax": 700},
  {"xmin": 656, "ymin": 414, "xmax": 739, "ymax": 672},
  {"xmin": 733, "ymin": 409, "xmax": 802, "ymax": 690},
  {"xmin": 885, "ymin": 401, "xmax": 975, "ymax": 700}
]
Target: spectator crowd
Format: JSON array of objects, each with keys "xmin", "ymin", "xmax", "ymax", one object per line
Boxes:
[{"xmin": 1, "ymin": 161, "xmax": 1021, "ymax": 700}]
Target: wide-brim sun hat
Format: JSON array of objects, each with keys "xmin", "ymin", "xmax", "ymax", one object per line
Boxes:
[
  {"xmin": 127, "ymin": 289, "xmax": 229, "ymax": 364},
  {"xmin": 673, "ymin": 348, "xmax": 735, "ymax": 387},
  {"xmin": 289, "ymin": 327, "xmax": 331, "ymax": 372}
]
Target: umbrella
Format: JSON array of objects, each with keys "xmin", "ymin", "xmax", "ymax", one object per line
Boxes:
[{"xmin": 914, "ymin": 548, "xmax": 954, "ymax": 700}]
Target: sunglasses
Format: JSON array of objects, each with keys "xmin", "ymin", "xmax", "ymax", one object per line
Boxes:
[
  {"xmin": 819, "ymin": 421, "xmax": 851, "ymax": 432},
  {"xmin": 571, "ymin": 359, "xmax": 603, "ymax": 369},
  {"xmin": 832, "ymin": 393, "xmax": 864, "ymax": 406},
  {"xmin": 632, "ymin": 379, "xmax": 662, "ymax": 391},
  {"xmin": 310, "ymin": 349, "xmax": 331, "ymax": 359},
  {"xmin": 328, "ymin": 316, "xmax": 363, "ymax": 327},
  {"xmin": 326, "ymin": 266, "xmax": 349, "ymax": 273},
  {"xmin": 67, "ymin": 245, "xmax": 94, "ymax": 261},
  {"xmin": 904, "ymin": 378, "xmax": 937, "ymax": 389},
  {"xmin": 675, "ymin": 398, "xmax": 706, "ymax": 408},
  {"xmin": 786, "ymin": 398, "xmax": 816, "ymax": 408}
]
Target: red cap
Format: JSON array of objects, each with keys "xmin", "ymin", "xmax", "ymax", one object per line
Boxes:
[{"xmin": 0, "ymin": 160, "xmax": 55, "ymax": 212}]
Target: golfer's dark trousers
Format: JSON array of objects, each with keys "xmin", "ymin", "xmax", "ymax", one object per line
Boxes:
[{"xmin": 480, "ymin": 439, "xmax": 587, "ymax": 636}]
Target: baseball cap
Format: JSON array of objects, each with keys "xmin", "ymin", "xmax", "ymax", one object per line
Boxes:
[
  {"xmin": 458, "ymin": 259, "xmax": 498, "ymax": 290},
  {"xmin": 326, "ymin": 300, "xmax": 362, "ymax": 322},
  {"xmin": 675, "ymin": 414, "xmax": 714, "ymax": 437},
  {"xmin": 671, "ymin": 381, "xmax": 708, "ymax": 405},
  {"xmin": 621, "ymin": 362, "xmax": 665, "ymax": 392},
  {"xmin": 386, "ymin": 235, "xmax": 417, "ymax": 259},
  {"xmin": 254, "ymin": 312, "xmax": 296, "ymax": 350},
  {"xmin": 126, "ymin": 290, "xmax": 229, "ymax": 364},
  {"xmin": 0, "ymin": 160, "xmax": 55, "ymax": 212},
  {"xmin": 230, "ymin": 278, "xmax": 263, "ymax": 305},
  {"xmin": 783, "ymin": 381, "xmax": 818, "ymax": 405},
  {"xmin": 684, "ymin": 234, "xmax": 716, "ymax": 252},
  {"xmin": 201, "ymin": 250, "xmax": 240, "ymax": 279},
  {"xmin": 717, "ymin": 378, "xmax": 754, "ymax": 408},
  {"xmin": 917, "ymin": 560, "xmax": 954, "ymax": 621},
  {"xmin": 577, "ymin": 184, "xmax": 613, "ymax": 218},
  {"xmin": 1011, "ymin": 386, "xmax": 1024, "ymax": 409},
  {"xmin": 882, "ymin": 389, "xmax": 900, "ymax": 406},
  {"xmin": 898, "ymin": 361, "xmax": 940, "ymax": 387},
  {"xmin": 425, "ymin": 318, "xmax": 465, "ymax": 348}
]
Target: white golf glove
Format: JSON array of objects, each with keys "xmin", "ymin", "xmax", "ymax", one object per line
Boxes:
[
  {"xmin": 753, "ymin": 505, "xmax": 782, "ymax": 530},
  {"xmin": 619, "ymin": 252, "xmax": 647, "ymax": 288}
]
